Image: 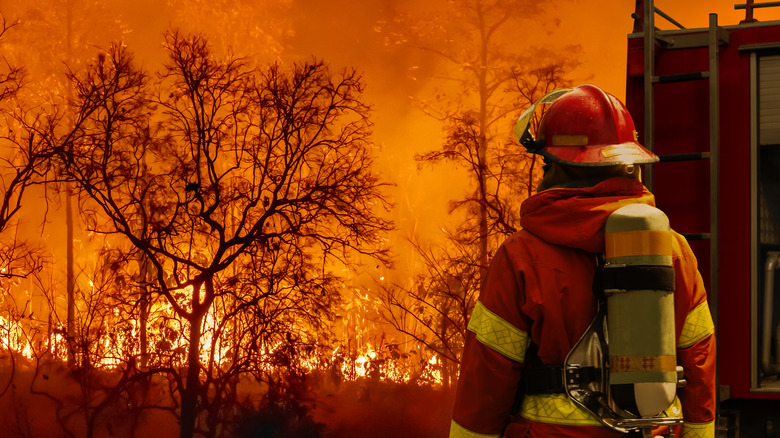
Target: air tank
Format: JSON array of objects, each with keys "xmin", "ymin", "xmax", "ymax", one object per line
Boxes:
[{"xmin": 604, "ymin": 203, "xmax": 677, "ymax": 418}]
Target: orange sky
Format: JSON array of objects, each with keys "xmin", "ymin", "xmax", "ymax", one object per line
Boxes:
[
  {"xmin": 5, "ymin": 0, "xmax": 780, "ymax": 283},
  {"xmin": 376, "ymin": 0, "xmax": 780, "ymax": 276}
]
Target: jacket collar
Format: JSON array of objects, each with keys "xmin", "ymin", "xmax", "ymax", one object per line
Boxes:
[{"xmin": 519, "ymin": 177, "xmax": 656, "ymax": 253}]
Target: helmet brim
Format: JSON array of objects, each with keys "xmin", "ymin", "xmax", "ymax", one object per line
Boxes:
[{"xmin": 540, "ymin": 141, "xmax": 659, "ymax": 167}]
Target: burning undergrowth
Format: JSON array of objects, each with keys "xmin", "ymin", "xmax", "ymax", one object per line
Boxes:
[
  {"xmin": 0, "ymin": 3, "xmax": 509, "ymax": 434},
  {"xmin": 0, "ymin": 349, "xmax": 454, "ymax": 438}
]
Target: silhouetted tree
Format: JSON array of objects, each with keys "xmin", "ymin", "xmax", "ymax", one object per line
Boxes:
[
  {"xmin": 52, "ymin": 31, "xmax": 392, "ymax": 438},
  {"xmin": 0, "ymin": 15, "xmax": 52, "ymax": 280},
  {"xmin": 2, "ymin": 0, "xmax": 134, "ymax": 368},
  {"xmin": 0, "ymin": 15, "xmax": 78, "ymax": 438},
  {"xmin": 377, "ymin": 236, "xmax": 480, "ymax": 388},
  {"xmin": 377, "ymin": 0, "xmax": 580, "ymax": 373},
  {"xmin": 384, "ymin": 0, "xmax": 579, "ymax": 268},
  {"xmin": 0, "ymin": 14, "xmax": 53, "ymax": 359}
]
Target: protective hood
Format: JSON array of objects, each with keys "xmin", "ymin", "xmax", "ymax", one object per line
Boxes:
[{"xmin": 519, "ymin": 177, "xmax": 656, "ymax": 253}]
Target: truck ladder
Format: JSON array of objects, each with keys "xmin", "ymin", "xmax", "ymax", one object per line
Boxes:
[
  {"xmin": 735, "ymin": 0, "xmax": 780, "ymax": 23},
  {"xmin": 638, "ymin": 0, "xmax": 727, "ymax": 398}
]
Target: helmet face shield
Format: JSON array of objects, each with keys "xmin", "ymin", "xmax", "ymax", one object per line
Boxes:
[
  {"xmin": 513, "ymin": 88, "xmax": 572, "ymax": 152},
  {"xmin": 514, "ymin": 85, "xmax": 659, "ymax": 166}
]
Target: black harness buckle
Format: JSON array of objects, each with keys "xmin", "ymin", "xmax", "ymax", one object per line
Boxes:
[{"xmin": 523, "ymin": 364, "xmax": 600, "ymax": 394}]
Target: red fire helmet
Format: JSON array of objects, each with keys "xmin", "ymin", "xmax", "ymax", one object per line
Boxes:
[{"xmin": 514, "ymin": 84, "xmax": 658, "ymax": 166}]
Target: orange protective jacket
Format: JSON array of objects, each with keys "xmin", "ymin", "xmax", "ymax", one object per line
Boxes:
[{"xmin": 450, "ymin": 177, "xmax": 716, "ymax": 438}]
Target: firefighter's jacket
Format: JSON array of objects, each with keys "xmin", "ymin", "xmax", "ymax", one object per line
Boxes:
[{"xmin": 450, "ymin": 177, "xmax": 716, "ymax": 438}]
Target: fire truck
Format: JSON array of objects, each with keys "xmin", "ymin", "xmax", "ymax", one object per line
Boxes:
[{"xmin": 625, "ymin": 1, "xmax": 780, "ymax": 436}]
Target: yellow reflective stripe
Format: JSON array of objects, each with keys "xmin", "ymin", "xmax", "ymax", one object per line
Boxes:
[
  {"xmin": 682, "ymin": 420, "xmax": 715, "ymax": 438},
  {"xmin": 467, "ymin": 301, "xmax": 530, "ymax": 363},
  {"xmin": 449, "ymin": 420, "xmax": 500, "ymax": 438},
  {"xmin": 678, "ymin": 301, "xmax": 715, "ymax": 349},
  {"xmin": 662, "ymin": 396, "xmax": 683, "ymax": 418},
  {"xmin": 520, "ymin": 394, "xmax": 603, "ymax": 426},
  {"xmin": 605, "ymin": 230, "xmax": 673, "ymax": 257}
]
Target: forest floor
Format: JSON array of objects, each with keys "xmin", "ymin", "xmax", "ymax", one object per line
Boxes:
[{"xmin": 0, "ymin": 357, "xmax": 455, "ymax": 438}]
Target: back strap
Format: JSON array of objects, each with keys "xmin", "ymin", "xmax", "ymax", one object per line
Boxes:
[
  {"xmin": 602, "ymin": 265, "xmax": 675, "ymax": 291},
  {"xmin": 524, "ymin": 364, "xmax": 601, "ymax": 394}
]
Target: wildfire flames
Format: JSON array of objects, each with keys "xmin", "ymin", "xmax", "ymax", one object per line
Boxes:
[
  {"xmin": 0, "ymin": 285, "xmax": 444, "ymax": 385},
  {"xmin": 0, "ymin": 0, "xmax": 591, "ymax": 436}
]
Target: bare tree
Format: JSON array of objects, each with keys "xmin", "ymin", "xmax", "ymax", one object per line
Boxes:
[
  {"xmin": 11, "ymin": 247, "xmax": 148, "ymax": 438},
  {"xmin": 0, "ymin": 16, "xmax": 55, "ymax": 401},
  {"xmin": 376, "ymin": 0, "xmax": 580, "ymax": 373},
  {"xmin": 384, "ymin": 0, "xmax": 580, "ymax": 265},
  {"xmin": 377, "ymin": 236, "xmax": 480, "ymax": 388},
  {"xmin": 2, "ymin": 0, "xmax": 135, "ymax": 369},
  {"xmin": 0, "ymin": 16, "xmax": 52, "ymax": 280},
  {"xmin": 52, "ymin": 31, "xmax": 392, "ymax": 438}
]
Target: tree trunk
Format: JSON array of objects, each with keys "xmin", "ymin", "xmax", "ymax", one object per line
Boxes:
[
  {"xmin": 440, "ymin": 313, "xmax": 451, "ymax": 389},
  {"xmin": 477, "ymin": 5, "xmax": 490, "ymax": 281},
  {"xmin": 66, "ymin": 188, "xmax": 76, "ymax": 367},
  {"xmin": 138, "ymin": 247, "xmax": 150, "ymax": 369},
  {"xmin": 65, "ymin": 0, "xmax": 77, "ymax": 369},
  {"xmin": 139, "ymin": 290, "xmax": 149, "ymax": 369},
  {"xmin": 180, "ymin": 312, "xmax": 203, "ymax": 438},
  {"xmin": 139, "ymin": 162, "xmax": 150, "ymax": 369}
]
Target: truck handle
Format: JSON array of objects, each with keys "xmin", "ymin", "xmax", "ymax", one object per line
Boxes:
[{"xmin": 762, "ymin": 251, "xmax": 780, "ymax": 376}]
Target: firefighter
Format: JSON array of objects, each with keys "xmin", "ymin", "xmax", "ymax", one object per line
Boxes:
[{"xmin": 449, "ymin": 84, "xmax": 716, "ymax": 438}]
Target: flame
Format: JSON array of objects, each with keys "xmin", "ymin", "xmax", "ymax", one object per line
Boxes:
[
  {"xmin": 0, "ymin": 269, "xmax": 446, "ymax": 388},
  {"xmin": 0, "ymin": 310, "xmax": 446, "ymax": 389},
  {"xmin": 0, "ymin": 314, "xmax": 37, "ymax": 360}
]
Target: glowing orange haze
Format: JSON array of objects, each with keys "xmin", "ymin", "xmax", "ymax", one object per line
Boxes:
[
  {"xmin": 379, "ymin": 0, "xmax": 776, "ymax": 259},
  {"xmin": 8, "ymin": 0, "xmax": 770, "ymax": 273},
  {"xmin": 1, "ymin": 0, "xmax": 777, "ymax": 370}
]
